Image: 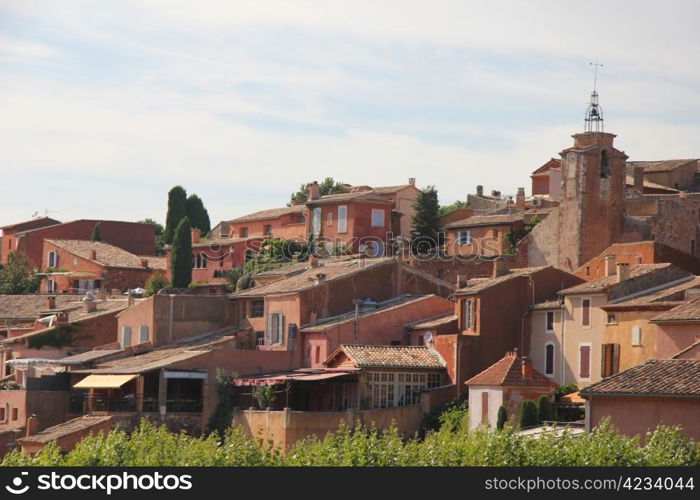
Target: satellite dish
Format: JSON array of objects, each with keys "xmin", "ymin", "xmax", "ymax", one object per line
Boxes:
[{"xmin": 424, "ymin": 331, "xmax": 433, "ymax": 343}]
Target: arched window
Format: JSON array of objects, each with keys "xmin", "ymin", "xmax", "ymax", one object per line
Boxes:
[
  {"xmin": 544, "ymin": 342, "xmax": 555, "ymax": 376},
  {"xmin": 600, "ymin": 149, "xmax": 610, "ymax": 178}
]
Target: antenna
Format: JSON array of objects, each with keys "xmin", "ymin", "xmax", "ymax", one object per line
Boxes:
[
  {"xmin": 584, "ymin": 59, "xmax": 604, "ymax": 132},
  {"xmin": 43, "ymin": 208, "xmax": 59, "ymax": 217}
]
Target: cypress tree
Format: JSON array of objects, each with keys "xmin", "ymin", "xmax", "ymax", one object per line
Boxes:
[
  {"xmin": 186, "ymin": 194, "xmax": 211, "ymax": 234},
  {"xmin": 90, "ymin": 222, "xmax": 102, "ymax": 242},
  {"xmin": 496, "ymin": 406, "xmax": 508, "ymax": 430},
  {"xmin": 537, "ymin": 395, "xmax": 554, "ymax": 423},
  {"xmin": 164, "ymin": 186, "xmax": 188, "ymax": 244},
  {"xmin": 171, "ymin": 217, "xmax": 192, "ymax": 288},
  {"xmin": 519, "ymin": 400, "xmax": 539, "ymax": 429},
  {"xmin": 410, "ymin": 185, "xmax": 440, "ymax": 252}
]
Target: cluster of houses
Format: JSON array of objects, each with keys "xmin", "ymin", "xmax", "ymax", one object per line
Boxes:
[{"xmin": 2, "ymin": 98, "xmax": 700, "ymax": 454}]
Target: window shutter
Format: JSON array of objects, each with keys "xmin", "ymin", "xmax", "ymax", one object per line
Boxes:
[
  {"xmin": 612, "ymin": 344, "xmax": 620, "ymax": 375},
  {"xmin": 277, "ymin": 315, "xmax": 284, "ymax": 345},
  {"xmin": 580, "ymin": 345, "xmax": 591, "ymax": 378},
  {"xmin": 266, "ymin": 314, "xmax": 273, "ymax": 345}
]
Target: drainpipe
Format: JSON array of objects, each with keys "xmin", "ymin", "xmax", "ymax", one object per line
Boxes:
[
  {"xmin": 168, "ymin": 295, "xmax": 174, "ymax": 344},
  {"xmin": 560, "ymin": 298, "xmax": 566, "ymax": 386},
  {"xmin": 353, "ymin": 299, "xmax": 362, "ymax": 340}
]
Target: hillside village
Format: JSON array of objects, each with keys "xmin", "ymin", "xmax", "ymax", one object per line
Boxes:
[{"xmin": 2, "ymin": 91, "xmax": 700, "ymax": 455}]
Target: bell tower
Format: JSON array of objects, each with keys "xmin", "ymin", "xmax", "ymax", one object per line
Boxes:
[{"xmin": 557, "ymin": 64, "xmax": 628, "ymax": 271}]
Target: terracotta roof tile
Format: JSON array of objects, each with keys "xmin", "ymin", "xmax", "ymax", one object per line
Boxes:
[
  {"xmin": 444, "ymin": 211, "xmax": 525, "ymax": 229},
  {"xmin": 627, "ymin": 159, "xmax": 698, "ymax": 173},
  {"xmin": 457, "ymin": 266, "xmax": 549, "ymax": 295},
  {"xmin": 18, "ymin": 415, "xmax": 113, "ymax": 445},
  {"xmin": 650, "ymin": 297, "xmax": 700, "ymax": 323},
  {"xmin": 329, "ymin": 344, "xmax": 445, "ymax": 369},
  {"xmin": 580, "ymin": 359, "xmax": 700, "ymax": 397},
  {"xmin": 0, "ymin": 294, "xmax": 82, "ymax": 320},
  {"xmin": 404, "ymin": 313, "xmax": 458, "ymax": 331},
  {"xmin": 229, "ymin": 205, "xmax": 306, "ymax": 223},
  {"xmin": 465, "ymin": 352, "xmax": 555, "ymax": 387},
  {"xmin": 46, "ymin": 240, "xmax": 160, "ymax": 270},
  {"xmin": 309, "ymin": 191, "xmax": 393, "ymax": 205},
  {"xmin": 560, "ymin": 263, "xmax": 673, "ymax": 294}
]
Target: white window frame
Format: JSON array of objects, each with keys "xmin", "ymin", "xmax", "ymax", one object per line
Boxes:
[
  {"xmin": 122, "ymin": 326, "xmax": 132, "ymax": 348},
  {"xmin": 139, "ymin": 325, "xmax": 149, "ymax": 344},
  {"xmin": 544, "ymin": 341, "xmax": 555, "ymax": 376},
  {"xmin": 578, "ymin": 342, "xmax": 592, "ymax": 381},
  {"xmin": 580, "ymin": 297, "xmax": 592, "ymax": 328},
  {"xmin": 631, "ymin": 326, "xmax": 642, "ymax": 346},
  {"xmin": 545, "ymin": 310, "xmax": 555, "ymax": 333},
  {"xmin": 46, "ymin": 279, "xmax": 56, "ymax": 293},
  {"xmin": 312, "ymin": 207, "xmax": 322, "ymax": 235},
  {"xmin": 463, "ymin": 299, "xmax": 474, "ymax": 330},
  {"xmin": 338, "ymin": 205, "xmax": 348, "ymax": 233},
  {"xmin": 606, "ymin": 312, "xmax": 618, "ymax": 325},
  {"xmin": 267, "ymin": 312, "xmax": 284, "ymax": 346},
  {"xmin": 457, "ymin": 230, "xmax": 472, "ymax": 245},
  {"xmin": 47, "ymin": 250, "xmax": 58, "ymax": 268},
  {"xmin": 371, "ymin": 209, "xmax": 385, "ymax": 228}
]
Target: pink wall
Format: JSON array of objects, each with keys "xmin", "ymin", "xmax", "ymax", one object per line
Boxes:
[{"xmin": 656, "ymin": 323, "xmax": 700, "ymax": 359}]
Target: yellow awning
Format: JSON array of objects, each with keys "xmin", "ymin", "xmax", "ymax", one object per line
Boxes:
[{"xmin": 73, "ymin": 374, "xmax": 137, "ymax": 389}]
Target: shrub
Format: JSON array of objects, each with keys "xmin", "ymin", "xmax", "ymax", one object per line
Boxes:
[
  {"xmin": 496, "ymin": 406, "xmax": 508, "ymax": 430},
  {"xmin": 421, "ymin": 399, "xmax": 468, "ymax": 433},
  {"xmin": 519, "ymin": 400, "xmax": 538, "ymax": 429},
  {"xmin": 536, "ymin": 395, "xmax": 553, "ymax": 423}
]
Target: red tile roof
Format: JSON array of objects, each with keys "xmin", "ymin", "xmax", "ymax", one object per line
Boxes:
[
  {"xmin": 650, "ymin": 297, "xmax": 700, "ymax": 323},
  {"xmin": 560, "ymin": 263, "xmax": 673, "ymax": 294},
  {"xmin": 627, "ymin": 159, "xmax": 698, "ymax": 173},
  {"xmin": 326, "ymin": 344, "xmax": 446, "ymax": 369},
  {"xmin": 465, "ymin": 351, "xmax": 555, "ymax": 388},
  {"xmin": 580, "ymin": 359, "xmax": 700, "ymax": 397},
  {"xmin": 229, "ymin": 205, "xmax": 306, "ymax": 223},
  {"xmin": 46, "ymin": 240, "xmax": 162, "ymax": 270}
]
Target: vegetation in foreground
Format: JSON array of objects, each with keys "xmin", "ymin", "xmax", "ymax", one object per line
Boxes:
[{"xmin": 2, "ymin": 417, "xmax": 697, "ymax": 467}]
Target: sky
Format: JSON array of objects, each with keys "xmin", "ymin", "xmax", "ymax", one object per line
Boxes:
[{"xmin": 1, "ymin": 0, "xmax": 700, "ymax": 228}]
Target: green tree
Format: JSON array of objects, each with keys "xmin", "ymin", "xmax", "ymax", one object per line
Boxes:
[
  {"xmin": 207, "ymin": 369, "xmax": 239, "ymax": 435},
  {"xmin": 0, "ymin": 251, "xmax": 41, "ymax": 294},
  {"xmin": 536, "ymin": 395, "xmax": 553, "ymax": 423},
  {"xmin": 438, "ymin": 199, "xmax": 466, "ymax": 216},
  {"xmin": 138, "ymin": 218, "xmax": 166, "ymax": 255},
  {"xmin": 235, "ymin": 273, "xmax": 254, "ymax": 292},
  {"xmin": 496, "ymin": 406, "xmax": 508, "ymax": 430},
  {"xmin": 90, "ymin": 222, "xmax": 102, "ymax": 242},
  {"xmin": 144, "ymin": 273, "xmax": 169, "ymax": 297},
  {"xmin": 170, "ymin": 217, "xmax": 192, "ymax": 288},
  {"xmin": 289, "ymin": 177, "xmax": 346, "ymax": 205},
  {"xmin": 164, "ymin": 186, "xmax": 188, "ymax": 245},
  {"xmin": 252, "ymin": 385, "xmax": 276, "ymax": 409},
  {"xmin": 519, "ymin": 400, "xmax": 538, "ymax": 429},
  {"xmin": 410, "ymin": 185, "xmax": 440, "ymax": 251},
  {"xmin": 186, "ymin": 194, "xmax": 211, "ymax": 234},
  {"xmin": 224, "ymin": 267, "xmax": 244, "ymax": 292}
]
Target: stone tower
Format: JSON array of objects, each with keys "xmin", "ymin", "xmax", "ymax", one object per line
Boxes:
[{"xmin": 556, "ymin": 90, "xmax": 628, "ymax": 271}]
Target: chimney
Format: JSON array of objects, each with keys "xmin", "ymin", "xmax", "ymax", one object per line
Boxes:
[
  {"xmin": 25, "ymin": 415, "xmax": 40, "ymax": 437},
  {"xmin": 492, "ymin": 258, "xmax": 508, "ymax": 278},
  {"xmin": 516, "ymin": 187, "xmax": 526, "ymax": 211},
  {"xmin": 84, "ymin": 300, "xmax": 97, "ymax": 313},
  {"xmin": 616, "ymin": 262, "xmax": 630, "ymax": 282},
  {"xmin": 604, "ymin": 255, "xmax": 617, "ymax": 277},
  {"xmin": 633, "ymin": 166, "xmax": 644, "ymax": 194},
  {"xmin": 191, "ymin": 228, "xmax": 201, "ymax": 244},
  {"xmin": 308, "ymin": 181, "xmax": 320, "ymax": 201},
  {"xmin": 128, "ymin": 293, "xmax": 135, "ymax": 307},
  {"xmin": 408, "ymin": 177, "xmax": 416, "ymax": 187},
  {"xmin": 455, "ymin": 274, "xmax": 467, "ymax": 289},
  {"xmin": 140, "ymin": 258, "xmax": 149, "ymax": 268},
  {"xmin": 521, "ymin": 356, "xmax": 533, "ymax": 379},
  {"xmin": 309, "ymin": 255, "xmax": 319, "ymax": 268},
  {"xmin": 315, "ymin": 273, "xmax": 327, "ymax": 284},
  {"xmin": 47, "ymin": 296, "xmax": 56, "ymax": 310},
  {"xmin": 90, "ymin": 249, "xmax": 97, "ymax": 260},
  {"xmin": 476, "ymin": 185, "xmax": 483, "ymax": 197},
  {"xmin": 491, "ymin": 190, "xmax": 501, "ymax": 198}
]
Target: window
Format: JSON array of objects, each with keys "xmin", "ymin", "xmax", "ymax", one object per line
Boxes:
[
  {"xmin": 11, "ymin": 408, "xmax": 18, "ymax": 421},
  {"xmin": 267, "ymin": 313, "xmax": 284, "ymax": 345},
  {"xmin": 250, "ymin": 300, "xmax": 264, "ymax": 318},
  {"xmin": 581, "ymin": 298, "xmax": 591, "ymax": 327},
  {"xmin": 314, "ymin": 346, "xmax": 321, "ymax": 364},
  {"xmin": 371, "ymin": 209, "xmax": 385, "ymax": 228},
  {"xmin": 606, "ymin": 313, "xmax": 617, "ymax": 324},
  {"xmin": 600, "ymin": 149, "xmax": 610, "ymax": 178},
  {"xmin": 631, "ymin": 326, "xmax": 642, "ymax": 346},
  {"xmin": 312, "ymin": 207, "xmax": 322, "ymax": 235},
  {"xmin": 0, "ymin": 407, "xmax": 4, "ymax": 422},
  {"xmin": 263, "ymin": 224, "xmax": 272, "ymax": 236},
  {"xmin": 545, "ymin": 311, "xmax": 555, "ymax": 332},
  {"xmin": 338, "ymin": 205, "xmax": 347, "ymax": 233},
  {"xmin": 46, "ymin": 279, "xmax": 56, "ymax": 293},
  {"xmin": 544, "ymin": 343, "xmax": 555, "ymax": 376},
  {"xmin": 122, "ymin": 327, "xmax": 132, "ymax": 348},
  {"xmin": 602, "ymin": 343, "xmax": 620, "ymax": 377},
  {"xmin": 367, "ymin": 372, "xmax": 437, "ymax": 409},
  {"xmin": 463, "ymin": 299, "xmax": 474, "ymax": 330},
  {"xmin": 255, "ymin": 332, "xmax": 265, "ymax": 346},
  {"xmin": 47, "ymin": 250, "xmax": 58, "ymax": 268},
  {"xmin": 585, "ymin": 266, "xmax": 591, "ymax": 277},
  {"xmin": 240, "ymin": 227, "xmax": 249, "ymax": 238},
  {"xmin": 326, "ymin": 212, "xmax": 333, "ymax": 226},
  {"xmin": 579, "ymin": 344, "xmax": 591, "ymax": 379},
  {"xmin": 457, "ymin": 230, "xmax": 472, "ymax": 245},
  {"xmin": 139, "ymin": 325, "xmax": 149, "ymax": 343},
  {"xmin": 193, "ymin": 253, "xmax": 207, "ymax": 269}
]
